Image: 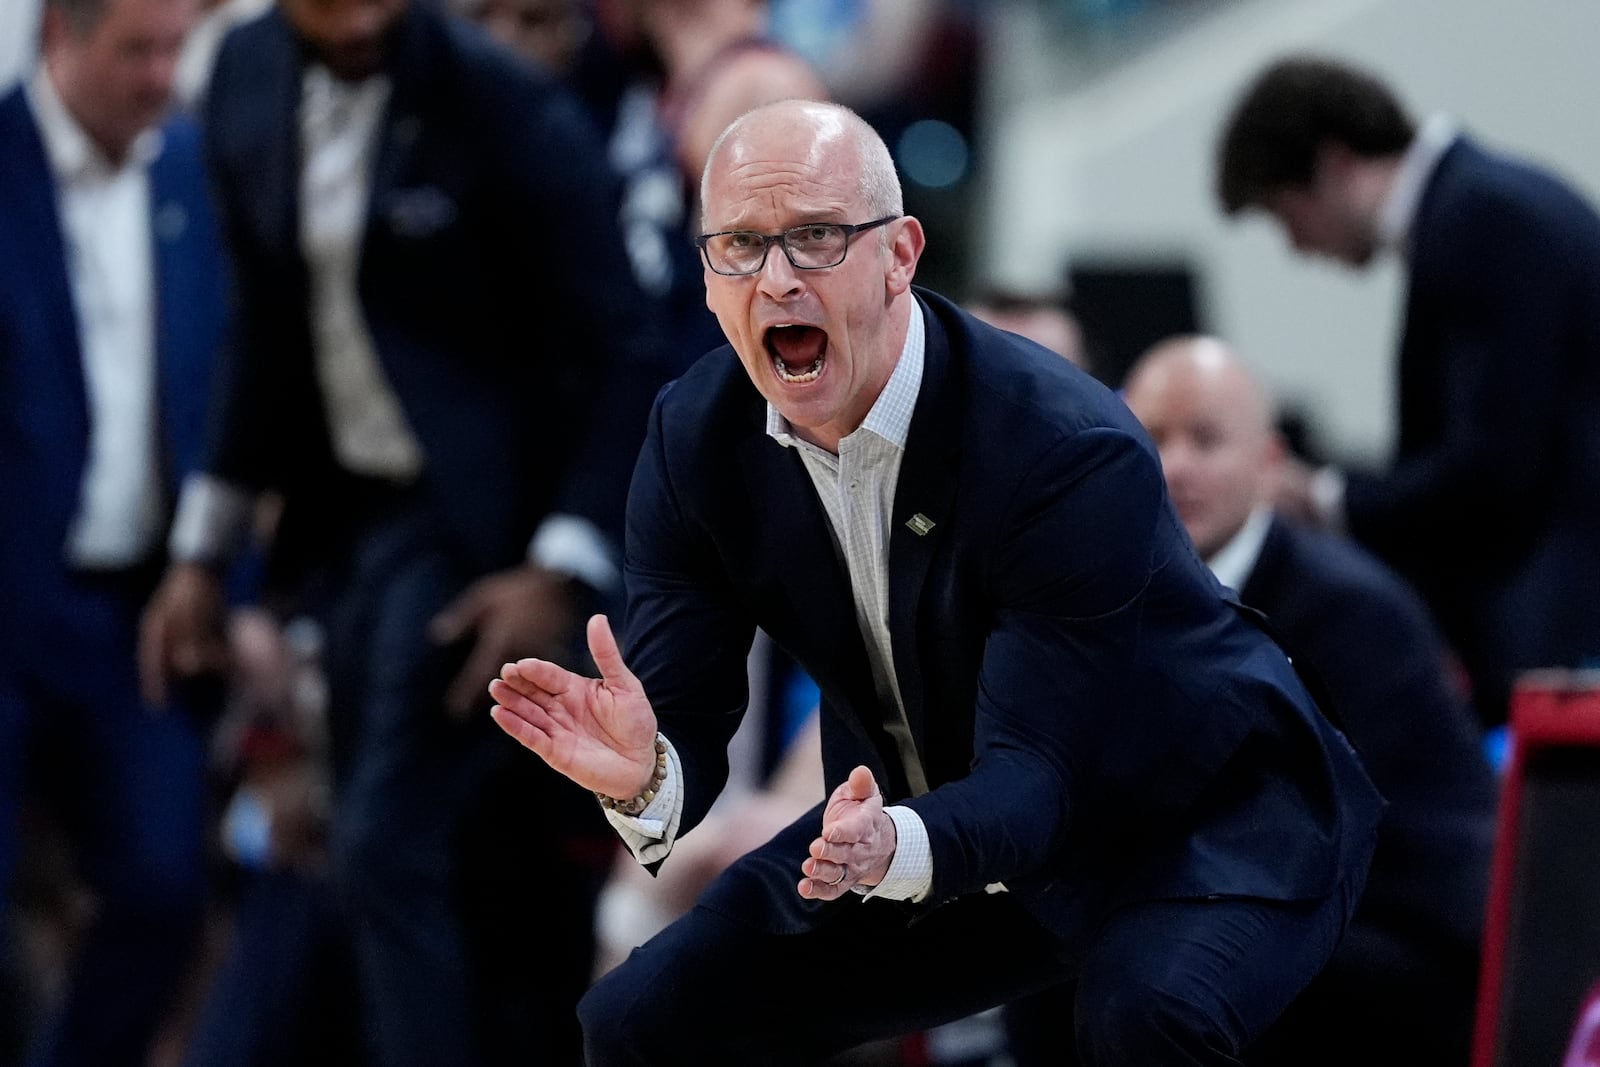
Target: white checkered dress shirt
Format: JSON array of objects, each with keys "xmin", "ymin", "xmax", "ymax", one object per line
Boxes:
[{"xmin": 609, "ymin": 307, "xmax": 935, "ymax": 902}]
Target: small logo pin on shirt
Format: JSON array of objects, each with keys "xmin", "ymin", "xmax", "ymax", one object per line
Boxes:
[{"xmin": 905, "ymin": 513, "xmax": 936, "ymax": 537}]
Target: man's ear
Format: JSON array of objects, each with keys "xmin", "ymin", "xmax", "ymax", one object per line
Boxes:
[
  {"xmin": 1314, "ymin": 140, "xmax": 1363, "ymax": 189},
  {"xmin": 1256, "ymin": 430, "xmax": 1289, "ymax": 504},
  {"xmin": 1264, "ymin": 430, "xmax": 1288, "ymax": 470},
  {"xmin": 885, "ymin": 215, "xmax": 925, "ymax": 297}
]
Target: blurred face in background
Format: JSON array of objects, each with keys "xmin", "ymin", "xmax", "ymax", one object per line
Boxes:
[
  {"xmin": 460, "ymin": 0, "xmax": 589, "ymax": 75},
  {"xmin": 966, "ymin": 298, "xmax": 1088, "ymax": 371},
  {"xmin": 1262, "ymin": 143, "xmax": 1386, "ymax": 267},
  {"xmin": 279, "ymin": 0, "xmax": 407, "ymax": 81},
  {"xmin": 43, "ymin": 0, "xmax": 198, "ymax": 162},
  {"xmin": 1121, "ymin": 337, "xmax": 1282, "ymax": 560}
]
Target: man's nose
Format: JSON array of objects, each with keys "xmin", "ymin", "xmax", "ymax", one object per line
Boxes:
[
  {"xmin": 1158, "ymin": 444, "xmax": 1194, "ymax": 484},
  {"xmin": 138, "ymin": 49, "xmax": 180, "ymax": 104},
  {"xmin": 754, "ymin": 241, "xmax": 803, "ymax": 297}
]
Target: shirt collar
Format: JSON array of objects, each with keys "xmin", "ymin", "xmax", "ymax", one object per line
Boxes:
[
  {"xmin": 1376, "ymin": 113, "xmax": 1459, "ymax": 254},
  {"xmin": 27, "ymin": 65, "xmax": 164, "ymax": 183},
  {"xmin": 301, "ymin": 62, "xmax": 391, "ymax": 109},
  {"xmin": 767, "ymin": 300, "xmax": 926, "ymax": 453},
  {"xmin": 1205, "ymin": 504, "xmax": 1273, "ymax": 593}
]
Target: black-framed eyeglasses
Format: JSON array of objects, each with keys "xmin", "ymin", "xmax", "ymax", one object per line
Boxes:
[{"xmin": 694, "ymin": 216, "xmax": 899, "ymax": 276}]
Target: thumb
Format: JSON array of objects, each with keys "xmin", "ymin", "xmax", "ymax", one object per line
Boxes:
[
  {"xmin": 137, "ymin": 607, "xmax": 170, "ymax": 708},
  {"xmin": 844, "ymin": 765, "xmax": 880, "ymax": 802},
  {"xmin": 586, "ymin": 614, "xmax": 639, "ymax": 690},
  {"xmin": 430, "ymin": 583, "xmax": 483, "ymax": 644}
]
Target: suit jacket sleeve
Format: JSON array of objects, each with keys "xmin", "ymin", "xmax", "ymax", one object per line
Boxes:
[
  {"xmin": 903, "ymin": 424, "xmax": 1168, "ymax": 902},
  {"xmin": 620, "ymin": 383, "xmax": 759, "ymax": 835}
]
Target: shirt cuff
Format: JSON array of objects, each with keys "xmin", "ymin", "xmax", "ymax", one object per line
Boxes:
[
  {"xmin": 1309, "ymin": 465, "xmax": 1348, "ymax": 532},
  {"xmin": 168, "ymin": 472, "xmax": 254, "ymax": 567},
  {"xmin": 856, "ymin": 804, "xmax": 931, "ymax": 903},
  {"xmin": 603, "ymin": 738, "xmax": 683, "ymax": 866},
  {"xmin": 529, "ymin": 514, "xmax": 619, "ymax": 593}
]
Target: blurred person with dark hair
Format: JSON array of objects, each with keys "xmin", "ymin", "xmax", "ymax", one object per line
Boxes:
[
  {"xmin": 137, "ymin": 0, "xmax": 670, "ymax": 1062},
  {"xmin": 0, "ymin": 0, "xmax": 231, "ymax": 1060},
  {"xmin": 1216, "ymin": 53, "xmax": 1600, "ymax": 729},
  {"xmin": 1004, "ymin": 335, "xmax": 1498, "ymax": 1066},
  {"xmin": 450, "ymin": 0, "xmax": 591, "ymax": 77}
]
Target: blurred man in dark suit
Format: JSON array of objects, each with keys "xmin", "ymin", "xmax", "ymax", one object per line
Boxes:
[
  {"xmin": 139, "ymin": 0, "xmax": 669, "ymax": 1061},
  {"xmin": 1118, "ymin": 335, "xmax": 1497, "ymax": 1066},
  {"xmin": 0, "ymin": 0, "xmax": 230, "ymax": 1060},
  {"xmin": 1216, "ymin": 53, "xmax": 1600, "ymax": 728}
]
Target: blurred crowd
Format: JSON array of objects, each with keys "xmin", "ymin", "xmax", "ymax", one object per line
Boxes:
[{"xmin": 0, "ymin": 0, "xmax": 1597, "ymax": 1064}]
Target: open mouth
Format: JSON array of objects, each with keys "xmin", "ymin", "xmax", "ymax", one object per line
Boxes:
[{"xmin": 764, "ymin": 324, "xmax": 828, "ymax": 384}]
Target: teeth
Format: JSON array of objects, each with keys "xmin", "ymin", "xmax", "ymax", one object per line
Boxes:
[{"xmin": 773, "ymin": 355, "xmax": 824, "ymax": 383}]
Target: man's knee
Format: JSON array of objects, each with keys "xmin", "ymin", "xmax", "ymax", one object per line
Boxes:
[
  {"xmin": 578, "ymin": 960, "xmax": 660, "ymax": 1066},
  {"xmin": 1075, "ymin": 982, "xmax": 1234, "ymax": 1064}
]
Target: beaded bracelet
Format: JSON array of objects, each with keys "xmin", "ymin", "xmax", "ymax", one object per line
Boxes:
[{"xmin": 596, "ymin": 735, "xmax": 669, "ymax": 816}]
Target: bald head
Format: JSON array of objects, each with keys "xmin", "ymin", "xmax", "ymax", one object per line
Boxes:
[
  {"xmin": 1122, "ymin": 336, "xmax": 1283, "ymax": 559},
  {"xmin": 700, "ymin": 99, "xmax": 902, "ymax": 228}
]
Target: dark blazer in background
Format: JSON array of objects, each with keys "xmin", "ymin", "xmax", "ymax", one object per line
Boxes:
[
  {"xmin": 202, "ymin": 2, "xmax": 668, "ymax": 586},
  {"xmin": 0, "ymin": 84, "xmax": 229, "ymax": 1064},
  {"xmin": 621, "ymin": 290, "xmax": 1385, "ymax": 942},
  {"xmin": 1242, "ymin": 516, "xmax": 1497, "ymax": 948},
  {"xmin": 0, "ymin": 85, "xmax": 226, "ymax": 620},
  {"xmin": 1344, "ymin": 136, "xmax": 1600, "ymax": 724},
  {"xmin": 188, "ymin": 8, "xmax": 671, "ymax": 1064},
  {"xmin": 1241, "ymin": 516, "xmax": 1499, "ymax": 1065}
]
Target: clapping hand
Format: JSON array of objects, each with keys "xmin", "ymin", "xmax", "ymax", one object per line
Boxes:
[
  {"xmin": 799, "ymin": 766, "xmax": 897, "ymax": 900},
  {"xmin": 488, "ymin": 613, "xmax": 660, "ymax": 801}
]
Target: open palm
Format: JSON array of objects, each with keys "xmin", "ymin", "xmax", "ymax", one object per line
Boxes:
[{"xmin": 488, "ymin": 614, "xmax": 659, "ymax": 799}]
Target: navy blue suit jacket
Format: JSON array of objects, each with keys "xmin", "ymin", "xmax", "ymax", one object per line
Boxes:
[
  {"xmin": 1345, "ymin": 137, "xmax": 1600, "ymax": 719},
  {"xmin": 201, "ymin": 3, "xmax": 667, "ymax": 583},
  {"xmin": 622, "ymin": 291, "xmax": 1384, "ymax": 941},
  {"xmin": 0, "ymin": 85, "xmax": 228, "ymax": 650},
  {"xmin": 1241, "ymin": 516, "xmax": 1496, "ymax": 949}
]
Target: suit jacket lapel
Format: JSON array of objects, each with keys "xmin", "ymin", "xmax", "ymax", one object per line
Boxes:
[
  {"xmin": 247, "ymin": 9, "xmax": 302, "ymax": 259},
  {"xmin": 148, "ymin": 138, "xmax": 185, "ymax": 494},
  {"xmin": 887, "ymin": 298, "xmax": 962, "ymax": 754},
  {"xmin": 0, "ymin": 89, "xmax": 90, "ymax": 459},
  {"xmin": 366, "ymin": 8, "xmax": 432, "ymax": 248},
  {"xmin": 147, "ymin": 124, "xmax": 228, "ymax": 490}
]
